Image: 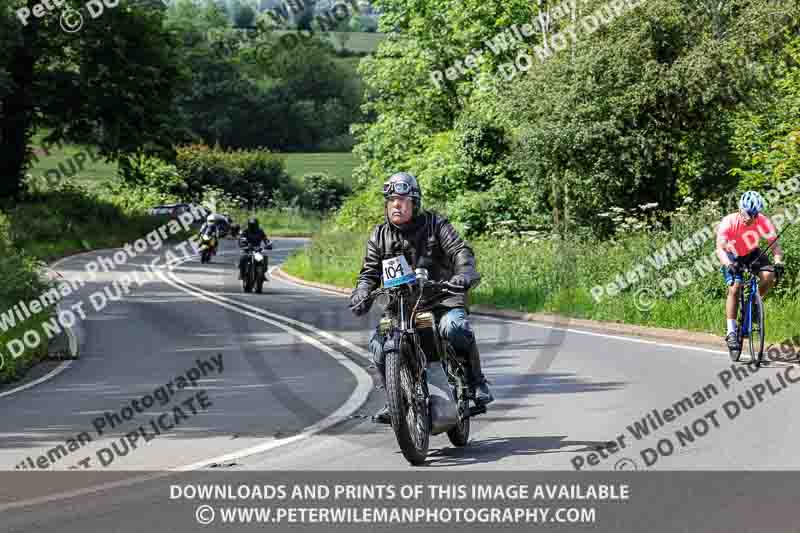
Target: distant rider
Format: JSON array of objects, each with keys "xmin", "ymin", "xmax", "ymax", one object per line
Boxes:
[
  {"xmin": 238, "ymin": 217, "xmax": 270, "ymax": 279},
  {"xmin": 349, "ymin": 172, "xmax": 494, "ymax": 424},
  {"xmin": 199, "ymin": 214, "xmax": 222, "ymax": 239},
  {"xmin": 199, "ymin": 214, "xmax": 222, "ymax": 255},
  {"xmin": 716, "ymin": 191, "xmax": 784, "ymax": 357}
]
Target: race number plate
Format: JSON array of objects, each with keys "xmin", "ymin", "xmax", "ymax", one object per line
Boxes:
[{"xmin": 382, "ymin": 255, "xmax": 416, "ymax": 288}]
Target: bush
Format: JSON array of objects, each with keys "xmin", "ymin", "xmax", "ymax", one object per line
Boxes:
[
  {"xmin": 175, "ymin": 145, "xmax": 290, "ymax": 207},
  {"xmin": 299, "ymin": 173, "xmax": 352, "ymax": 212},
  {"xmin": 117, "ymin": 151, "xmax": 189, "ymax": 197},
  {"xmin": 446, "ymin": 178, "xmax": 543, "ymax": 237},
  {"xmin": 333, "ymin": 186, "xmax": 385, "ymax": 231}
]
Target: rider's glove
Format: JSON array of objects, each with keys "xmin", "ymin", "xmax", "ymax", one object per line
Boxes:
[
  {"xmin": 350, "ymin": 288, "xmax": 371, "ymax": 317},
  {"xmin": 448, "ymin": 273, "xmax": 478, "ymax": 290},
  {"xmin": 727, "ymin": 263, "xmax": 741, "ymax": 278}
]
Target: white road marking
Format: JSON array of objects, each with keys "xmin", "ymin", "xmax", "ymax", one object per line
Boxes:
[
  {"xmin": 273, "ymin": 266, "xmax": 732, "ymax": 356},
  {"xmin": 156, "ymin": 262, "xmax": 373, "ymax": 471}
]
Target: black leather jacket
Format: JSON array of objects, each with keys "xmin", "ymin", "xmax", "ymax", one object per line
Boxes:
[
  {"xmin": 241, "ymin": 228, "xmax": 267, "ymax": 248},
  {"xmin": 353, "ymin": 211, "xmax": 480, "ymax": 309}
]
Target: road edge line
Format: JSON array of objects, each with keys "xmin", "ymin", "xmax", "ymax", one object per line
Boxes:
[
  {"xmin": 158, "ymin": 265, "xmax": 373, "ymax": 471},
  {"xmin": 272, "ymin": 267, "xmax": 727, "ymax": 354}
]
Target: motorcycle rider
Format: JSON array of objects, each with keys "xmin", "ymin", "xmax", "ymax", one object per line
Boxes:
[
  {"xmin": 349, "ymin": 172, "xmax": 494, "ymax": 424},
  {"xmin": 238, "ymin": 217, "xmax": 270, "ymax": 279}
]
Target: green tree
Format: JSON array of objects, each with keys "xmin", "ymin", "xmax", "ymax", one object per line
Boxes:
[
  {"xmin": 1, "ymin": 0, "xmax": 186, "ymax": 199},
  {"xmin": 234, "ymin": 5, "xmax": 257, "ymax": 27}
]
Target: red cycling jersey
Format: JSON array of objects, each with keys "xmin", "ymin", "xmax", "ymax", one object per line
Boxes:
[{"xmin": 716, "ymin": 212, "xmax": 777, "ymax": 257}]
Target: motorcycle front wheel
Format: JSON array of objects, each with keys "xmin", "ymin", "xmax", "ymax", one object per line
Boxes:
[
  {"xmin": 256, "ymin": 271, "xmax": 265, "ymax": 293},
  {"xmin": 385, "ymin": 343, "xmax": 430, "ymax": 466},
  {"xmin": 242, "ymin": 266, "xmax": 253, "ymax": 293}
]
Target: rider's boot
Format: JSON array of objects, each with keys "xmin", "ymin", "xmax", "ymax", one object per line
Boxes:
[
  {"xmin": 466, "ymin": 342, "xmax": 494, "ymax": 405},
  {"xmin": 372, "ymin": 363, "xmax": 391, "ymax": 424}
]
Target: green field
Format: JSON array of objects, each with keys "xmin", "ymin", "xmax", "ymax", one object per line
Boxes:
[
  {"xmin": 283, "ymin": 152, "xmax": 359, "ymax": 187},
  {"xmin": 27, "ymin": 139, "xmax": 118, "ymax": 192},
  {"xmin": 27, "ymin": 137, "xmax": 359, "ymax": 191},
  {"xmin": 273, "ymin": 30, "xmax": 387, "ymax": 53}
]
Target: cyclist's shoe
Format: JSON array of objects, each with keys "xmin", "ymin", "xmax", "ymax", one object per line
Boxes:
[
  {"xmin": 726, "ymin": 332, "xmax": 741, "ymax": 360},
  {"xmin": 372, "ymin": 404, "xmax": 391, "ymax": 425}
]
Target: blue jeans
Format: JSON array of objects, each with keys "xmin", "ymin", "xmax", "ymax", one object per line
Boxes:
[{"xmin": 368, "ymin": 307, "xmax": 475, "ymax": 371}]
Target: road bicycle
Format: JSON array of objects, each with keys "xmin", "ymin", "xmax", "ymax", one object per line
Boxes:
[
  {"xmin": 731, "ymin": 260, "xmax": 783, "ymax": 366},
  {"xmin": 730, "ymin": 262, "xmax": 768, "ymax": 364}
]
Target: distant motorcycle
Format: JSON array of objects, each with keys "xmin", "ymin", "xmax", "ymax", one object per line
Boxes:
[
  {"xmin": 199, "ymin": 233, "xmax": 218, "ymax": 264},
  {"xmin": 239, "ymin": 237, "xmax": 272, "ymax": 293}
]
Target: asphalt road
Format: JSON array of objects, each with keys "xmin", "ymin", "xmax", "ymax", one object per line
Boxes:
[{"xmin": 2, "ymin": 235, "xmax": 800, "ymax": 531}]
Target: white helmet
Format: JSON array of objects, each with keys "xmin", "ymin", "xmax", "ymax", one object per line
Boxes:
[{"xmin": 206, "ymin": 214, "xmax": 216, "ymax": 224}]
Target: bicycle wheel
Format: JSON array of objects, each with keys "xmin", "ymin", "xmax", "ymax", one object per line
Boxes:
[
  {"xmin": 732, "ymin": 287, "xmax": 746, "ymax": 362},
  {"xmin": 749, "ymin": 291, "xmax": 765, "ymax": 365}
]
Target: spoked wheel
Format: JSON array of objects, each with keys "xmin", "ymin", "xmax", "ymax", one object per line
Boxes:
[
  {"xmin": 385, "ymin": 344, "xmax": 430, "ymax": 466},
  {"xmin": 201, "ymin": 249, "xmax": 210, "ymax": 263},
  {"xmin": 446, "ymin": 394, "xmax": 470, "ymax": 447},
  {"xmin": 447, "ymin": 364, "xmax": 469, "ymax": 447},
  {"xmin": 749, "ymin": 292, "xmax": 765, "ymax": 366}
]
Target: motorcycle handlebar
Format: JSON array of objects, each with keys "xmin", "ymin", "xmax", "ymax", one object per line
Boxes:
[{"xmin": 364, "ymin": 278, "xmax": 466, "ymax": 303}]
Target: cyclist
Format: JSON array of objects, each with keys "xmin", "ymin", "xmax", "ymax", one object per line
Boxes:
[{"xmin": 716, "ymin": 191, "xmax": 785, "ymax": 357}]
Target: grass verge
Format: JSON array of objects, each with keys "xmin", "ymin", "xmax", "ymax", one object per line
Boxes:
[
  {"xmin": 0, "ymin": 311, "xmax": 56, "ymax": 383},
  {"xmin": 283, "ymin": 219, "xmax": 800, "ymax": 345},
  {"xmin": 0, "ymin": 181, "xmax": 194, "ymax": 384}
]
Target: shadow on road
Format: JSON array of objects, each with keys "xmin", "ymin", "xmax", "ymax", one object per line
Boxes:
[{"xmin": 423, "ymin": 435, "xmax": 609, "ymax": 468}]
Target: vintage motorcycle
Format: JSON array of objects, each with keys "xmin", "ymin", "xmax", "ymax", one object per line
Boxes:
[
  {"xmin": 239, "ymin": 237, "xmax": 272, "ymax": 294},
  {"xmin": 358, "ymin": 258, "xmax": 486, "ymax": 465}
]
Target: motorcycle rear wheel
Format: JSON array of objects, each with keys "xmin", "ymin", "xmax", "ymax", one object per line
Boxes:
[
  {"xmin": 385, "ymin": 346, "xmax": 430, "ymax": 466},
  {"xmin": 446, "ymin": 380, "xmax": 470, "ymax": 447}
]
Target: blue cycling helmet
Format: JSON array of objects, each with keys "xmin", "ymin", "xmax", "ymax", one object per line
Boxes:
[{"xmin": 739, "ymin": 191, "xmax": 765, "ymax": 217}]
